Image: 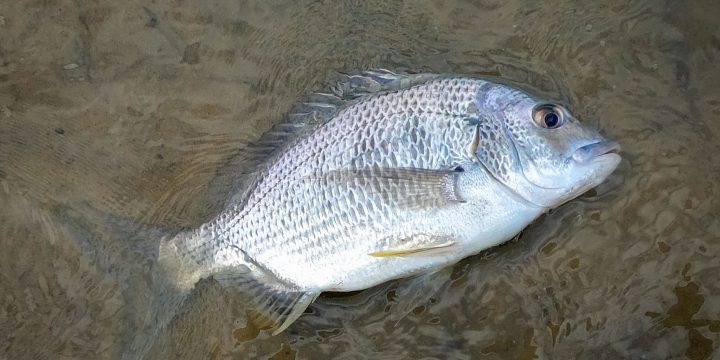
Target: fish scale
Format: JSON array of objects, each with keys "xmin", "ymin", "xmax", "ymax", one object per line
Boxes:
[
  {"xmin": 152, "ymin": 70, "xmax": 620, "ymax": 339},
  {"xmin": 236, "ymin": 85, "xmax": 477, "ymax": 212}
]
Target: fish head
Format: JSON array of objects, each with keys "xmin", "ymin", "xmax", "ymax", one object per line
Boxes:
[{"xmin": 471, "ymin": 82, "xmax": 621, "ymax": 208}]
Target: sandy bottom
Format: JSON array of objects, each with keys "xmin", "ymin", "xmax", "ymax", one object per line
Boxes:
[{"xmin": 1, "ymin": 0, "xmax": 719, "ymax": 358}]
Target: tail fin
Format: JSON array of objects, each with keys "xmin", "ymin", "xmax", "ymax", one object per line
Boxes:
[
  {"xmin": 55, "ymin": 202, "xmax": 208, "ymax": 359},
  {"xmin": 60, "ymin": 203, "xmax": 321, "ymax": 357},
  {"xmin": 0, "ymin": 108, "xmax": 241, "ymax": 357}
]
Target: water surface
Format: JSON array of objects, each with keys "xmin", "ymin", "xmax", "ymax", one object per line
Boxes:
[{"xmin": 1, "ymin": 0, "xmax": 719, "ymax": 358}]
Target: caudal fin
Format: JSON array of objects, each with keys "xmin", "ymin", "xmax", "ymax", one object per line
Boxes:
[
  {"xmin": 55, "ymin": 200, "xmax": 322, "ymax": 358},
  {"xmin": 55, "ymin": 202, "xmax": 200, "ymax": 359}
]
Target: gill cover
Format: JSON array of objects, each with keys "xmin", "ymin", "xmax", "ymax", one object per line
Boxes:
[{"xmin": 469, "ymin": 83, "xmax": 615, "ymax": 208}]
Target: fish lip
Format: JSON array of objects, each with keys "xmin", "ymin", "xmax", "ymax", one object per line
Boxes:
[{"xmin": 572, "ymin": 141, "xmax": 622, "ymax": 164}]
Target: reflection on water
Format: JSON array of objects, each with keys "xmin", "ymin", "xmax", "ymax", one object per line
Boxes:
[{"xmin": 1, "ymin": 0, "xmax": 719, "ymax": 358}]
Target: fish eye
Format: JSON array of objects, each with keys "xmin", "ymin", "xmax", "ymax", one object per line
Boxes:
[{"xmin": 532, "ymin": 104, "xmax": 565, "ymax": 129}]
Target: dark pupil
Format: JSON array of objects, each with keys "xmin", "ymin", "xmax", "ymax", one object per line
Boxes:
[{"xmin": 543, "ymin": 112, "xmax": 559, "ymax": 127}]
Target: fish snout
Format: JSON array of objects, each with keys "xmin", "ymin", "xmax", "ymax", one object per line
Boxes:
[{"xmin": 572, "ymin": 141, "xmax": 622, "ymax": 164}]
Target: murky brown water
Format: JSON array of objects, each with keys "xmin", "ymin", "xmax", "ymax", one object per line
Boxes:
[{"xmin": 2, "ymin": 0, "xmax": 720, "ymax": 359}]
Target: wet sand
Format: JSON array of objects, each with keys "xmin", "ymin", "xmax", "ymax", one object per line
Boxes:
[{"xmin": 1, "ymin": 0, "xmax": 719, "ymax": 358}]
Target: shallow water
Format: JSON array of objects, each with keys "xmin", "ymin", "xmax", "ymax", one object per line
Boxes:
[{"xmin": 1, "ymin": 0, "xmax": 719, "ymax": 359}]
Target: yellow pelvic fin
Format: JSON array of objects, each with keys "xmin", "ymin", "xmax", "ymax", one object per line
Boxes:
[{"xmin": 369, "ymin": 239, "xmax": 456, "ymax": 257}]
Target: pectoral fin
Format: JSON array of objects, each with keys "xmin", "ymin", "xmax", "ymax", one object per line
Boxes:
[
  {"xmin": 313, "ymin": 167, "xmax": 465, "ymax": 209},
  {"xmin": 369, "ymin": 235, "xmax": 457, "ymax": 257}
]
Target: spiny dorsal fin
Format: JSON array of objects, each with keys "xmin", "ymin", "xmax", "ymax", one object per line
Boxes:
[{"xmin": 333, "ymin": 69, "xmax": 442, "ymax": 100}]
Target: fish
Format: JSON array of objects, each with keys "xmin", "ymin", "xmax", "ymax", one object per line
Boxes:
[{"xmin": 144, "ymin": 70, "xmax": 620, "ymax": 350}]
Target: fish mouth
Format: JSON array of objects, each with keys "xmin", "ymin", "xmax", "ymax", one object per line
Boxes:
[{"xmin": 572, "ymin": 141, "xmax": 622, "ymax": 164}]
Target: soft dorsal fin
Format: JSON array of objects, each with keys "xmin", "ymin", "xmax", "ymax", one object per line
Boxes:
[{"xmin": 212, "ymin": 92, "xmax": 344, "ymax": 209}]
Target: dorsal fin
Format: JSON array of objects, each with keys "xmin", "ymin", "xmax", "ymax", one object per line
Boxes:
[
  {"xmin": 332, "ymin": 69, "xmax": 441, "ymax": 100},
  {"xmin": 214, "ymin": 92, "xmax": 345, "ymax": 208},
  {"xmin": 243, "ymin": 70, "xmax": 440, "ymax": 165},
  {"xmin": 215, "ymin": 70, "xmax": 442, "ymax": 209},
  {"xmin": 238, "ymin": 70, "xmax": 441, "ymax": 169}
]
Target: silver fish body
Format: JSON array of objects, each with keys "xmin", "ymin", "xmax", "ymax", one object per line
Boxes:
[{"xmin": 156, "ymin": 71, "xmax": 620, "ymax": 335}]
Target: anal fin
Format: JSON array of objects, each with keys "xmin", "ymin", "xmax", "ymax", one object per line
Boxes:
[{"xmin": 213, "ymin": 251, "xmax": 320, "ymax": 335}]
